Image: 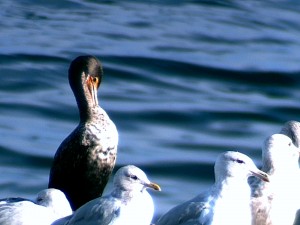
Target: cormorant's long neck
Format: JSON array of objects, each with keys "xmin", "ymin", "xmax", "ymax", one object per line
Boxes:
[
  {"xmin": 76, "ymin": 97, "xmax": 99, "ymax": 123},
  {"xmin": 78, "ymin": 102, "xmax": 98, "ymax": 123},
  {"xmin": 72, "ymin": 74, "xmax": 99, "ymax": 123}
]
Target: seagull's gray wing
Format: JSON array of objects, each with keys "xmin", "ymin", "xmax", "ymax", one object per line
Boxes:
[
  {"xmin": 0, "ymin": 201, "xmax": 32, "ymax": 224},
  {"xmin": 156, "ymin": 194, "xmax": 210, "ymax": 225},
  {"xmin": 65, "ymin": 196, "xmax": 121, "ymax": 225},
  {"xmin": 0, "ymin": 201, "xmax": 58, "ymax": 225},
  {"xmin": 52, "ymin": 215, "xmax": 73, "ymax": 225},
  {"xmin": 0, "ymin": 198, "xmax": 33, "ymax": 204}
]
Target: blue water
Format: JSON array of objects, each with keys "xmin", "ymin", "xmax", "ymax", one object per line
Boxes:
[{"xmin": 1, "ymin": 0, "xmax": 300, "ymax": 222}]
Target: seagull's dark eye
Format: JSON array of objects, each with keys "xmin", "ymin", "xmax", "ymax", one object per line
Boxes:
[
  {"xmin": 236, "ymin": 159, "xmax": 245, "ymax": 164},
  {"xmin": 130, "ymin": 175, "xmax": 138, "ymax": 180}
]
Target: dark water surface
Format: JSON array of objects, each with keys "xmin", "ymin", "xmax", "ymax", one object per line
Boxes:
[{"xmin": 1, "ymin": 0, "xmax": 300, "ymax": 221}]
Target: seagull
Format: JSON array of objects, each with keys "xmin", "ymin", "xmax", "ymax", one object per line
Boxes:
[
  {"xmin": 35, "ymin": 189, "xmax": 73, "ymax": 219},
  {"xmin": 0, "ymin": 188, "xmax": 72, "ymax": 225},
  {"xmin": 52, "ymin": 165, "xmax": 161, "ymax": 225},
  {"xmin": 251, "ymin": 134, "xmax": 300, "ymax": 225},
  {"xmin": 280, "ymin": 120, "xmax": 300, "ymax": 148},
  {"xmin": 280, "ymin": 121, "xmax": 300, "ymax": 225},
  {"xmin": 155, "ymin": 151, "xmax": 269, "ymax": 225},
  {"xmin": 48, "ymin": 55, "xmax": 119, "ymax": 210}
]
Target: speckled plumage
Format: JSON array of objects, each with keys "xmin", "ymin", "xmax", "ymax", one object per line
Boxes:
[
  {"xmin": 250, "ymin": 134, "xmax": 300, "ymax": 225},
  {"xmin": 48, "ymin": 55, "xmax": 119, "ymax": 210}
]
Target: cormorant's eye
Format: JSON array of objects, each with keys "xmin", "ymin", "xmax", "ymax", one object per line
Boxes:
[{"xmin": 92, "ymin": 77, "xmax": 98, "ymax": 83}]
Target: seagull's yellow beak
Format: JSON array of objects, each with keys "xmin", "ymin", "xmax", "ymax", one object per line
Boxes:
[
  {"xmin": 146, "ymin": 182, "xmax": 161, "ymax": 191},
  {"xmin": 252, "ymin": 169, "xmax": 270, "ymax": 182}
]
